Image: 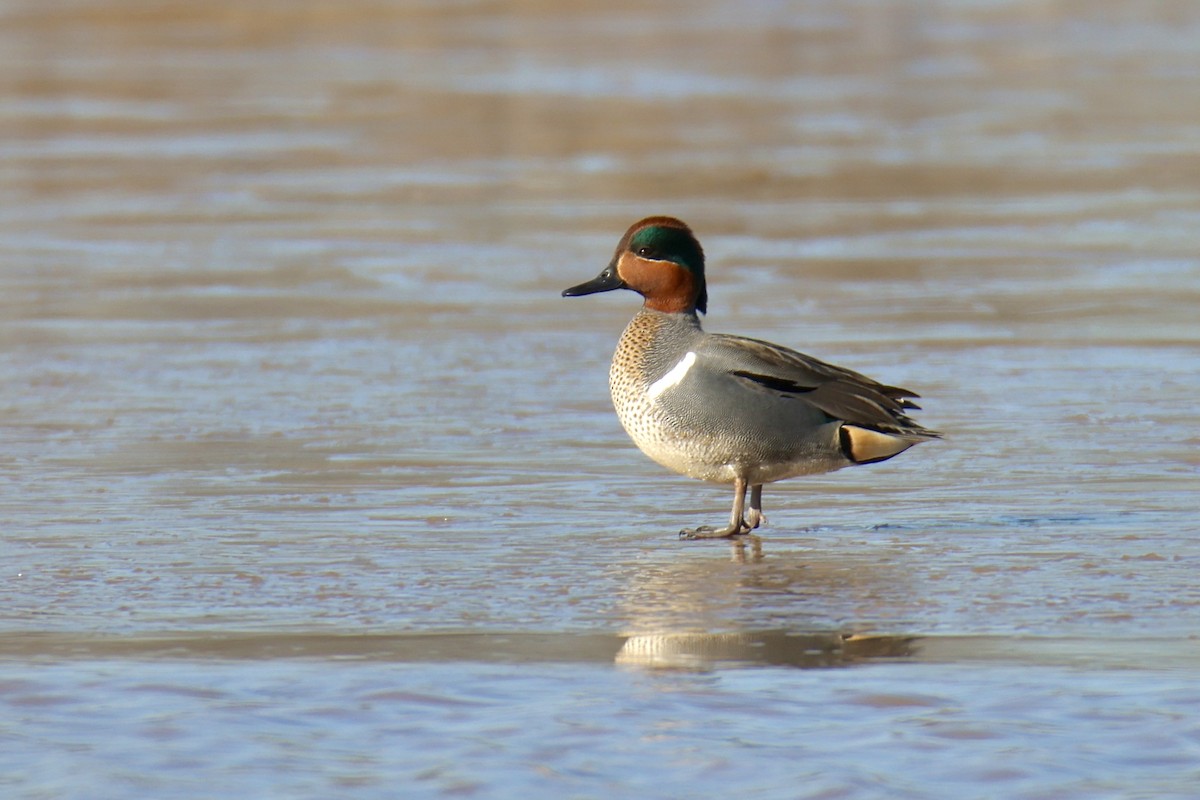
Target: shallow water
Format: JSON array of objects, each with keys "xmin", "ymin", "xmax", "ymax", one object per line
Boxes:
[{"xmin": 2, "ymin": 0, "xmax": 1200, "ymax": 797}]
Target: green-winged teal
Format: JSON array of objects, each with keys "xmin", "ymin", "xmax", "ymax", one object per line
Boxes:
[{"xmin": 563, "ymin": 216, "xmax": 940, "ymax": 539}]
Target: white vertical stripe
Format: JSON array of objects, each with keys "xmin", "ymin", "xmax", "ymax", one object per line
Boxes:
[{"xmin": 647, "ymin": 351, "xmax": 697, "ymax": 400}]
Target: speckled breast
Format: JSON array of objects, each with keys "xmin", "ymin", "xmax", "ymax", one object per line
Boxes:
[{"xmin": 607, "ymin": 311, "xmax": 738, "ymax": 483}]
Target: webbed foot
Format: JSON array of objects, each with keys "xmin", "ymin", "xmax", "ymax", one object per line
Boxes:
[
  {"xmin": 744, "ymin": 509, "xmax": 767, "ymax": 530},
  {"xmin": 678, "ymin": 520, "xmax": 751, "ymax": 540}
]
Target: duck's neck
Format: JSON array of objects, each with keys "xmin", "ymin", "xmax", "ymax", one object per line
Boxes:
[{"xmin": 633, "ymin": 306, "xmax": 704, "ymax": 333}]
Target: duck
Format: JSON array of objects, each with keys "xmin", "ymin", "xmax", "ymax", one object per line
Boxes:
[{"xmin": 562, "ymin": 216, "xmax": 940, "ymax": 539}]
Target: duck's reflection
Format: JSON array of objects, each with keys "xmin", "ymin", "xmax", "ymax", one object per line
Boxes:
[
  {"xmin": 729, "ymin": 534, "xmax": 764, "ymax": 563},
  {"xmin": 615, "ymin": 536, "xmax": 918, "ymax": 669},
  {"xmin": 616, "ymin": 629, "xmax": 916, "ymax": 669}
]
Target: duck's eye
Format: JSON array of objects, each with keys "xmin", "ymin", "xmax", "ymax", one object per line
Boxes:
[{"xmin": 636, "ymin": 246, "xmax": 658, "ymax": 259}]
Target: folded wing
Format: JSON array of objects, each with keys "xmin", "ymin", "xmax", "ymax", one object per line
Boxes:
[{"xmin": 700, "ymin": 333, "xmax": 940, "ymax": 440}]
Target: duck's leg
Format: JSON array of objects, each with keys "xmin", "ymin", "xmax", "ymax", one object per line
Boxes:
[
  {"xmin": 679, "ymin": 477, "xmax": 750, "ymax": 540},
  {"xmin": 744, "ymin": 484, "xmax": 767, "ymax": 530}
]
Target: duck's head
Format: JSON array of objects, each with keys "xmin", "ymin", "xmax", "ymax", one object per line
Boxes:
[{"xmin": 562, "ymin": 216, "xmax": 707, "ymax": 314}]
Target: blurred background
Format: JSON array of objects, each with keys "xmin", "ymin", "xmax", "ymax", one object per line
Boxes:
[{"xmin": 2, "ymin": 1, "xmax": 1199, "ymax": 798}]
